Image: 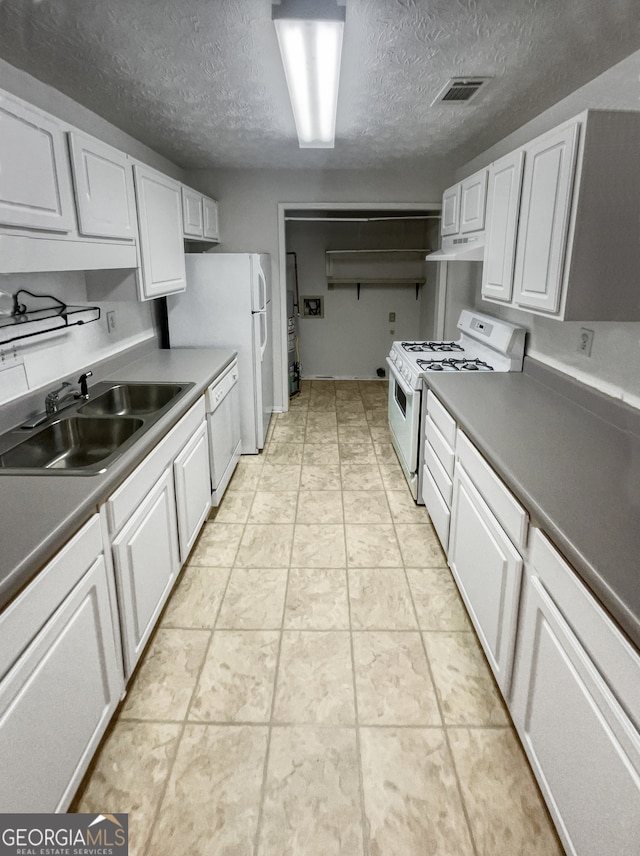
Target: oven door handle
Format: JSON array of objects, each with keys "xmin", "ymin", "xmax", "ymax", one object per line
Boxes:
[{"xmin": 386, "ymin": 357, "xmax": 413, "ymax": 398}]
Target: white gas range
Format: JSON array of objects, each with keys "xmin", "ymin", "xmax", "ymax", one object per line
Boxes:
[{"xmin": 386, "ymin": 310, "xmax": 525, "ymax": 499}]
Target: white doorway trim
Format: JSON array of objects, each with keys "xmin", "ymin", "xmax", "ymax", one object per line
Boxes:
[{"xmin": 276, "ymin": 201, "xmax": 443, "ymax": 411}]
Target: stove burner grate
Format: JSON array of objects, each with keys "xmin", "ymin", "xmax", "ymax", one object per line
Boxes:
[
  {"xmin": 401, "ymin": 341, "xmax": 464, "ymax": 353},
  {"xmin": 417, "ymin": 358, "xmax": 494, "ymax": 373}
]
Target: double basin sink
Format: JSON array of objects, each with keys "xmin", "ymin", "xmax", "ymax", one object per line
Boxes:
[{"xmin": 0, "ymin": 381, "xmax": 194, "ymax": 475}]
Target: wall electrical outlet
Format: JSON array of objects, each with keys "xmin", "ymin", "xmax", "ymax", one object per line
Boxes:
[
  {"xmin": 578, "ymin": 327, "xmax": 594, "ymax": 356},
  {"xmin": 106, "ymin": 310, "xmax": 117, "ymax": 333},
  {"xmin": 389, "ymin": 312, "xmax": 396, "ymax": 322}
]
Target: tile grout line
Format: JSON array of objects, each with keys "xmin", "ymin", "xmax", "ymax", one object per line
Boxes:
[
  {"xmin": 141, "ymin": 469, "xmax": 254, "ymax": 846},
  {"xmin": 140, "ymin": 545, "xmax": 235, "ymax": 856},
  {"xmin": 251, "ymin": 440, "xmax": 299, "ymax": 856},
  {"xmin": 401, "ymin": 547, "xmax": 482, "ymax": 856},
  {"xmin": 347, "ymin": 392, "xmax": 371, "ymax": 856}
]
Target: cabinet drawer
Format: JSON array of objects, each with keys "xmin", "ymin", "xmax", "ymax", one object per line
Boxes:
[
  {"xmin": 456, "ymin": 429, "xmax": 528, "ymax": 548},
  {"xmin": 424, "ymin": 441, "xmax": 453, "ymax": 507},
  {"xmin": 424, "ymin": 415, "xmax": 455, "ymax": 478},
  {"xmin": 421, "ymin": 465, "xmax": 450, "ymax": 552},
  {"xmin": 426, "ymin": 391, "xmax": 456, "ymax": 447},
  {"xmin": 106, "ymin": 397, "xmax": 205, "ymax": 535},
  {"xmin": 0, "ymin": 515, "xmax": 103, "ymax": 680}
]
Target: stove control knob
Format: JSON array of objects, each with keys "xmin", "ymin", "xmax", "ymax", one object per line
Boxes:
[
  {"xmin": 397, "ymin": 359, "xmax": 403, "ymax": 371},
  {"xmin": 389, "ymin": 351, "xmax": 396, "ymax": 363}
]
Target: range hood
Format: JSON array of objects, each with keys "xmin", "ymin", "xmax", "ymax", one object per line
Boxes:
[{"xmin": 425, "ymin": 234, "xmax": 485, "ymax": 262}]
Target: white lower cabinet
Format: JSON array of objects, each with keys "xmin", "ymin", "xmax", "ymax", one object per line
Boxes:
[
  {"xmin": 510, "ymin": 530, "xmax": 640, "ymax": 856},
  {"xmin": 174, "ymin": 420, "xmax": 211, "ymax": 561},
  {"xmin": 106, "ymin": 398, "xmax": 209, "ymax": 676},
  {"xmin": 448, "ymin": 463, "xmax": 524, "ymax": 696},
  {"xmin": 112, "ymin": 467, "xmax": 180, "ymax": 675},
  {"xmin": 0, "ymin": 516, "xmax": 123, "ymax": 812}
]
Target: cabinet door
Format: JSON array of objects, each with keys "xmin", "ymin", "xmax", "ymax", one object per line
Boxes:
[
  {"xmin": 202, "ymin": 196, "xmax": 220, "ymax": 241},
  {"xmin": 481, "ymin": 150, "xmax": 525, "ymax": 303},
  {"xmin": 440, "ymin": 184, "xmax": 460, "ymax": 236},
  {"xmin": 181, "ymin": 185, "xmax": 204, "ymax": 238},
  {"xmin": 133, "ymin": 163, "xmax": 187, "ymax": 300},
  {"xmin": 511, "ymin": 570, "xmax": 640, "ymax": 856},
  {"xmin": 459, "ymin": 169, "xmax": 488, "ymax": 233},
  {"xmin": 0, "ymin": 93, "xmax": 75, "ymax": 232},
  {"xmin": 174, "ymin": 420, "xmax": 211, "ymax": 562},
  {"xmin": 112, "ymin": 467, "xmax": 180, "ymax": 675},
  {"xmin": 68, "ymin": 131, "xmax": 137, "ymax": 240},
  {"xmin": 0, "ymin": 555, "xmax": 123, "ymax": 812},
  {"xmin": 448, "ymin": 464, "xmax": 523, "ymax": 696},
  {"xmin": 512, "ymin": 122, "xmax": 580, "ymax": 314}
]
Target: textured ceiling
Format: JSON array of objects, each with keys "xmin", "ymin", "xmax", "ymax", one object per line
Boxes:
[{"xmin": 1, "ymin": 0, "xmax": 639, "ymax": 170}]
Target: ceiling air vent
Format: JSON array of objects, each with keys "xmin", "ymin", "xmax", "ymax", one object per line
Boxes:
[{"xmin": 432, "ymin": 78, "xmax": 489, "ymax": 106}]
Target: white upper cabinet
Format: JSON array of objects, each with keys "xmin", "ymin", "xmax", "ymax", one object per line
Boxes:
[
  {"xmin": 481, "ymin": 149, "xmax": 525, "ymax": 303},
  {"xmin": 0, "ymin": 92, "xmax": 75, "ymax": 232},
  {"xmin": 459, "ymin": 169, "xmax": 488, "ymax": 233},
  {"xmin": 439, "ymin": 169, "xmax": 488, "ymax": 243},
  {"xmin": 483, "ymin": 110, "xmax": 640, "ymax": 321},
  {"xmin": 181, "ymin": 185, "xmax": 204, "ymax": 238},
  {"xmin": 68, "ymin": 131, "xmax": 137, "ymax": 240},
  {"xmin": 181, "ymin": 184, "xmax": 220, "ymax": 242},
  {"xmin": 202, "ymin": 196, "xmax": 220, "ymax": 241},
  {"xmin": 512, "ymin": 122, "xmax": 579, "ymax": 315},
  {"xmin": 440, "ymin": 184, "xmax": 461, "ymax": 236},
  {"xmin": 134, "ymin": 163, "xmax": 186, "ymax": 299}
]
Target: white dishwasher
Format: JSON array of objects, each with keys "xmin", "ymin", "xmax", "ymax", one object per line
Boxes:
[{"xmin": 205, "ymin": 357, "xmax": 242, "ymax": 506}]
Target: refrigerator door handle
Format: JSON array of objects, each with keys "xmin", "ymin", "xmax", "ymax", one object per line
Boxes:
[
  {"xmin": 257, "ymin": 266, "xmax": 267, "ymax": 311},
  {"xmin": 255, "ymin": 309, "xmax": 267, "ymax": 359}
]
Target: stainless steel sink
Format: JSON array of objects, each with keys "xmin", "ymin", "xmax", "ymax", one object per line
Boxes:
[
  {"xmin": 0, "ymin": 379, "xmax": 195, "ymax": 475},
  {"xmin": 0, "ymin": 417, "xmax": 144, "ymax": 472},
  {"xmin": 78, "ymin": 383, "xmax": 186, "ymax": 417}
]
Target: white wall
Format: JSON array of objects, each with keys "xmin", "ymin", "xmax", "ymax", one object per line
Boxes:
[
  {"xmin": 184, "ymin": 166, "xmax": 452, "ymax": 407},
  {"xmin": 450, "ymin": 48, "xmax": 640, "ymax": 407},
  {"xmin": 286, "ymin": 218, "xmax": 439, "ymax": 379},
  {"xmin": 0, "ymin": 272, "xmax": 160, "ymax": 407}
]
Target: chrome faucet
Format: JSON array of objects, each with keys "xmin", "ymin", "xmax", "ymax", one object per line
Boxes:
[
  {"xmin": 45, "ymin": 381, "xmax": 72, "ymax": 414},
  {"xmin": 22, "ymin": 370, "xmax": 94, "ymax": 428}
]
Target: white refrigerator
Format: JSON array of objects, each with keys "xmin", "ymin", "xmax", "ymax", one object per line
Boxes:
[{"xmin": 167, "ymin": 253, "xmax": 273, "ymax": 454}]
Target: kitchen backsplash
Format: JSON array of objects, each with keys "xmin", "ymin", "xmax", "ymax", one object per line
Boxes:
[
  {"xmin": 476, "ymin": 298, "xmax": 640, "ymax": 410},
  {"xmin": 0, "ymin": 271, "xmax": 161, "ymax": 408}
]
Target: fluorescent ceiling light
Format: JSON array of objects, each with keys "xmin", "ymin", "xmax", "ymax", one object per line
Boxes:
[{"xmin": 273, "ymin": 1, "xmax": 345, "ymax": 148}]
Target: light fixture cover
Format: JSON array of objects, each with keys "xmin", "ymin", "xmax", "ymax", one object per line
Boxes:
[{"xmin": 273, "ymin": 1, "xmax": 345, "ymax": 148}]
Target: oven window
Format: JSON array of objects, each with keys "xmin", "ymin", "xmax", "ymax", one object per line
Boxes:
[{"xmin": 394, "ymin": 379, "xmax": 407, "ymax": 417}]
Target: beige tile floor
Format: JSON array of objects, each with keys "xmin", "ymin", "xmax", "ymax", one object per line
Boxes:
[{"xmin": 73, "ymin": 380, "xmax": 564, "ymax": 856}]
